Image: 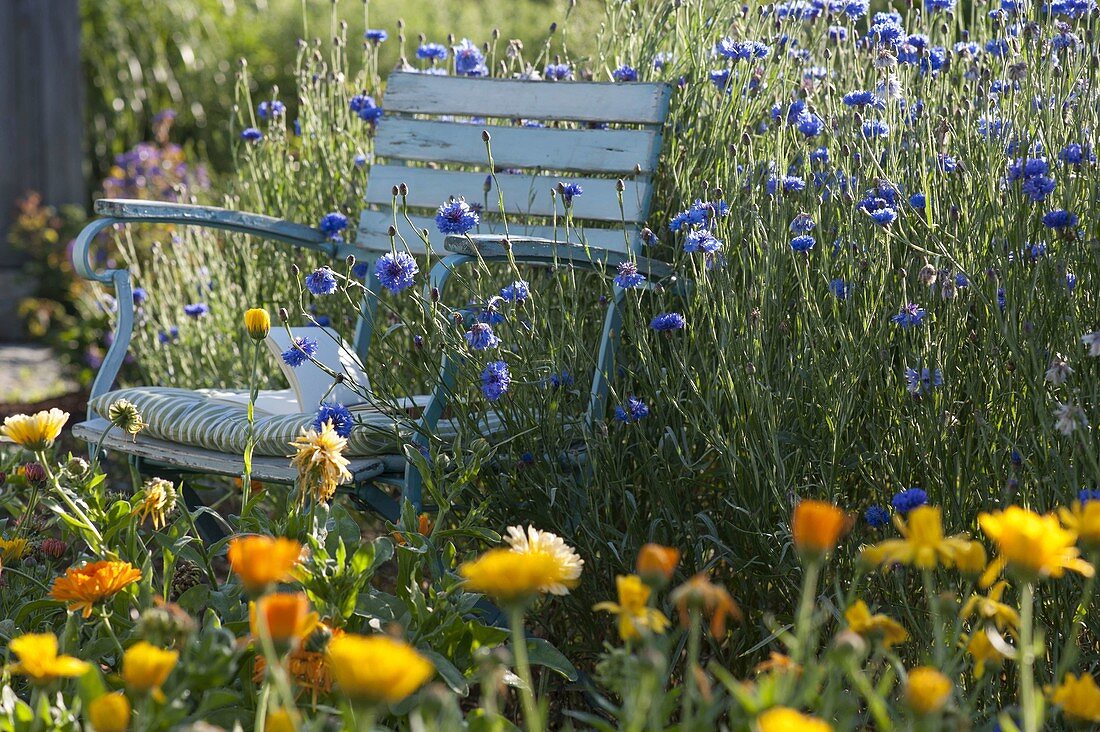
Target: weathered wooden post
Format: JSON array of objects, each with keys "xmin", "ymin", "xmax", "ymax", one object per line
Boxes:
[{"xmin": 0, "ymin": 0, "xmax": 85, "ymax": 341}]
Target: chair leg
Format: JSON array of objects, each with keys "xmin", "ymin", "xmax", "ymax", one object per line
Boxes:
[
  {"xmin": 182, "ymin": 483, "xmax": 230, "ymax": 544},
  {"xmin": 350, "ymin": 482, "xmax": 402, "ymax": 523}
]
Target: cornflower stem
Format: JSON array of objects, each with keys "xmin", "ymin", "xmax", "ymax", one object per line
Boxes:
[
  {"xmin": 681, "ymin": 609, "xmax": 702, "ymax": 730},
  {"xmin": 38, "ymin": 451, "xmax": 106, "ymax": 555},
  {"xmin": 1054, "ymin": 554, "xmax": 1097, "ymax": 682},
  {"xmin": 921, "ymin": 568, "xmax": 945, "ymax": 666},
  {"xmin": 509, "ymin": 604, "xmax": 542, "ymax": 732},
  {"xmin": 795, "ymin": 557, "xmax": 822, "ymax": 666},
  {"xmin": 241, "ymin": 341, "xmax": 262, "ymax": 523},
  {"xmin": 1018, "ymin": 581, "xmax": 1038, "ymax": 732}
]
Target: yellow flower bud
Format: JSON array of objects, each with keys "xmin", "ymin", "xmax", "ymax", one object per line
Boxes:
[
  {"xmin": 906, "ymin": 666, "xmax": 952, "ymax": 715},
  {"xmin": 244, "ymin": 308, "xmax": 271, "ymax": 341},
  {"xmin": 88, "ymin": 692, "xmax": 131, "ymax": 732}
]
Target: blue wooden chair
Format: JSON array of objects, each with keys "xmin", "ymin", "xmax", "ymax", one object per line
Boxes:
[{"xmin": 71, "ymin": 72, "xmax": 673, "ymax": 528}]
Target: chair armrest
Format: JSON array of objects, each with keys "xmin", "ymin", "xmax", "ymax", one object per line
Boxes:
[{"xmin": 443, "ymin": 234, "xmax": 674, "ymax": 280}]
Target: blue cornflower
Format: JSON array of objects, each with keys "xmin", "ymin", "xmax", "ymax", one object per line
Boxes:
[
  {"xmin": 500, "ymin": 280, "xmax": 530, "ymax": 302},
  {"xmin": 480, "ymin": 360, "xmax": 511, "ymax": 401},
  {"xmin": 909, "ymin": 193, "xmax": 927, "ymax": 209},
  {"xmin": 861, "ymin": 120, "xmax": 890, "ymax": 138},
  {"xmin": 938, "ymin": 155, "xmax": 958, "ymax": 173},
  {"xmin": 767, "ymin": 175, "xmax": 806, "ymax": 195},
  {"xmin": 559, "ymin": 182, "xmax": 584, "ymax": 204},
  {"xmin": 132, "ymin": 287, "xmax": 148, "ymax": 305},
  {"xmin": 829, "ymin": 25, "xmax": 849, "ymax": 42},
  {"xmin": 282, "ymin": 337, "xmax": 318, "ymax": 368},
  {"xmin": 240, "ymin": 127, "xmax": 263, "ymax": 142},
  {"xmin": 1042, "ymin": 209, "xmax": 1078, "ymax": 229},
  {"xmin": 1021, "ymin": 175, "xmax": 1056, "ymax": 202},
  {"xmin": 313, "ymin": 403, "xmax": 354, "ymax": 437},
  {"xmin": 416, "ymin": 43, "xmax": 448, "ymax": 61},
  {"xmin": 926, "ymin": 0, "xmax": 956, "ymax": 11},
  {"xmin": 158, "ymin": 326, "xmax": 180, "ymax": 344},
  {"xmin": 653, "ymin": 52, "xmax": 672, "ymax": 70},
  {"xmin": 305, "ymin": 266, "xmax": 339, "ymax": 296},
  {"xmin": 955, "ymin": 272, "xmax": 970, "ymax": 288},
  {"xmin": 258, "ymin": 100, "xmax": 286, "ymax": 120},
  {"xmin": 669, "ymin": 199, "xmax": 730, "ymax": 231},
  {"xmin": 845, "ymin": 0, "xmax": 870, "ymax": 17},
  {"xmin": 354, "ymin": 153, "xmax": 368, "ymax": 167},
  {"xmin": 614, "ymin": 261, "xmax": 647, "ymax": 289},
  {"xmin": 1079, "ymin": 489, "xmax": 1100, "ymax": 504},
  {"xmin": 796, "ymin": 112, "xmax": 824, "ymax": 137},
  {"xmin": 684, "ymin": 229, "xmax": 723, "ymax": 254},
  {"xmin": 790, "ymin": 235, "xmax": 815, "ymax": 252},
  {"xmin": 868, "ymin": 18, "xmax": 905, "ymax": 46},
  {"xmin": 1060, "ymin": 143, "xmax": 1094, "ymax": 166},
  {"xmin": 184, "ymin": 302, "xmax": 209, "ymax": 318},
  {"xmin": 435, "ymin": 198, "xmax": 480, "ymax": 235},
  {"xmin": 612, "ymin": 65, "xmax": 638, "ymax": 82},
  {"xmin": 351, "ymin": 261, "xmax": 369, "ymax": 279},
  {"xmin": 319, "ymin": 212, "xmax": 348, "ymax": 239},
  {"xmin": 810, "ymin": 147, "xmax": 829, "ymax": 164},
  {"xmin": 891, "ymin": 488, "xmax": 928, "ymax": 516},
  {"xmin": 905, "ymin": 367, "xmax": 944, "ymax": 394},
  {"xmin": 614, "ymin": 396, "xmax": 650, "ymax": 423},
  {"xmin": 547, "ymin": 371, "xmax": 574, "ymax": 390},
  {"xmin": 842, "ymin": 90, "xmax": 878, "ymax": 107},
  {"xmin": 545, "ymin": 63, "xmax": 572, "ymax": 81},
  {"xmin": 865, "ymin": 505, "xmax": 891, "ymax": 528},
  {"xmin": 708, "ymin": 69, "xmax": 732, "ymax": 91},
  {"xmin": 892, "ymin": 303, "xmax": 926, "ymax": 327},
  {"xmin": 985, "ymin": 38, "xmax": 1009, "ymax": 56},
  {"xmin": 453, "ymin": 39, "xmax": 488, "ymax": 77},
  {"xmin": 465, "ymin": 322, "xmax": 501, "ymax": 351},
  {"xmin": 829, "ymin": 279, "xmax": 851, "ymax": 300},
  {"xmin": 1067, "ymin": 272, "xmax": 1077, "ymax": 291},
  {"xmin": 869, "ymin": 207, "xmax": 898, "ymax": 226},
  {"xmin": 364, "ymin": 29, "xmax": 388, "ymax": 43},
  {"xmin": 997, "ymin": 288, "xmax": 1007, "ymax": 311},
  {"xmin": 374, "ymin": 252, "xmax": 419, "ymax": 293},
  {"xmin": 349, "ymin": 94, "xmax": 383, "ymax": 122},
  {"xmin": 790, "ymin": 214, "xmax": 815, "ymax": 234},
  {"xmin": 650, "ymin": 312, "xmax": 686, "ymax": 331}
]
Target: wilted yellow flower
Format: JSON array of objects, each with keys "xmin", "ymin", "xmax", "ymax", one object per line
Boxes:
[
  {"xmin": 964, "ymin": 630, "xmax": 1007, "ymax": 679},
  {"xmin": 9, "ymin": 632, "xmax": 89, "ymax": 684},
  {"xmin": 107, "ymin": 399, "xmax": 145, "ymax": 437},
  {"xmin": 754, "ymin": 652, "xmax": 802, "ymax": 677},
  {"xmin": 250, "ymin": 592, "xmax": 319, "ymax": 647},
  {"xmin": 861, "ymin": 506, "xmax": 975, "ymax": 570},
  {"xmin": 245, "ymin": 308, "xmax": 271, "ymax": 340},
  {"xmin": 959, "ymin": 580, "xmax": 1020, "ymax": 634},
  {"xmin": 503, "ymin": 525, "xmax": 584, "ymax": 595},
  {"xmin": 979, "ymin": 506, "xmax": 1095, "ymax": 582},
  {"xmin": 460, "ymin": 548, "xmax": 571, "ymax": 601},
  {"xmin": 0, "ymin": 537, "xmax": 30, "ymax": 560},
  {"xmin": 87, "ymin": 692, "xmax": 131, "ymax": 732},
  {"xmin": 50, "ymin": 560, "xmax": 142, "ymax": 618},
  {"xmin": 289, "ymin": 421, "xmax": 352, "ymax": 504},
  {"xmin": 132, "ymin": 477, "xmax": 178, "ymax": 530},
  {"xmin": 122, "ymin": 641, "xmax": 178, "ymax": 698},
  {"xmin": 227, "ymin": 535, "xmax": 303, "ymax": 593},
  {"xmin": 844, "ymin": 600, "xmax": 909, "ymax": 648},
  {"xmin": 756, "ymin": 706, "xmax": 833, "ymax": 732},
  {"xmin": 594, "ymin": 574, "xmax": 671, "ymax": 641},
  {"xmin": 326, "ymin": 633, "xmax": 434, "ymax": 702},
  {"xmin": 1, "ymin": 408, "xmax": 68, "ymax": 451},
  {"xmin": 636, "ymin": 543, "xmax": 680, "ymax": 584},
  {"xmin": 1060, "ymin": 500, "xmax": 1100, "ymax": 550},
  {"xmin": 905, "ymin": 667, "xmax": 952, "ymax": 715},
  {"xmin": 1049, "ymin": 673, "xmax": 1100, "ymax": 722},
  {"xmin": 254, "ymin": 624, "xmax": 341, "ymax": 704},
  {"xmin": 791, "ymin": 499, "xmax": 849, "ymax": 558},
  {"xmin": 669, "ymin": 573, "xmax": 743, "ymax": 639}
]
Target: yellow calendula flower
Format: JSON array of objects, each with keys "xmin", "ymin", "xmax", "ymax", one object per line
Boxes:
[
  {"xmin": 503, "ymin": 525, "xmax": 584, "ymax": 595},
  {"xmin": 964, "ymin": 630, "xmax": 1007, "ymax": 679},
  {"xmin": 122, "ymin": 641, "xmax": 179, "ymax": 698},
  {"xmin": 244, "ymin": 308, "xmax": 271, "ymax": 340},
  {"xmin": 250, "ymin": 592, "xmax": 319, "ymax": 647},
  {"xmin": 844, "ymin": 600, "xmax": 909, "ymax": 648},
  {"xmin": 132, "ymin": 477, "xmax": 178, "ymax": 530},
  {"xmin": 1049, "ymin": 673, "xmax": 1100, "ymax": 723},
  {"xmin": 326, "ymin": 633, "xmax": 434, "ymax": 702},
  {"xmin": 0, "ymin": 408, "xmax": 68, "ymax": 451},
  {"xmin": 978, "ymin": 506, "xmax": 1095, "ymax": 583},
  {"xmin": 756, "ymin": 706, "xmax": 833, "ymax": 732},
  {"xmin": 227, "ymin": 535, "xmax": 303, "ymax": 593},
  {"xmin": 669, "ymin": 573, "xmax": 743, "ymax": 639},
  {"xmin": 905, "ymin": 666, "xmax": 952, "ymax": 715},
  {"xmin": 0, "ymin": 537, "xmax": 30, "ymax": 560},
  {"xmin": 289, "ymin": 421, "xmax": 352, "ymax": 504},
  {"xmin": 636, "ymin": 543, "xmax": 681, "ymax": 584},
  {"xmin": 791, "ymin": 499, "xmax": 849, "ymax": 558},
  {"xmin": 594, "ymin": 574, "xmax": 671, "ymax": 641},
  {"xmin": 9, "ymin": 632, "xmax": 90, "ymax": 684},
  {"xmin": 959, "ymin": 580, "xmax": 1020, "ymax": 634},
  {"xmin": 460, "ymin": 548, "xmax": 572, "ymax": 601},
  {"xmin": 861, "ymin": 506, "xmax": 976, "ymax": 570},
  {"xmin": 1059, "ymin": 499, "xmax": 1100, "ymax": 550},
  {"xmin": 87, "ymin": 692, "xmax": 131, "ymax": 732},
  {"xmin": 50, "ymin": 560, "xmax": 142, "ymax": 618},
  {"xmin": 265, "ymin": 709, "xmax": 297, "ymax": 732}
]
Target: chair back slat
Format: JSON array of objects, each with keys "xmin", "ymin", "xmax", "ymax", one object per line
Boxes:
[
  {"xmin": 383, "ymin": 72, "xmax": 671, "ymax": 125},
  {"xmin": 364, "ymin": 165, "xmax": 648, "ymax": 224},
  {"xmin": 374, "ymin": 118, "xmax": 662, "ymax": 175}
]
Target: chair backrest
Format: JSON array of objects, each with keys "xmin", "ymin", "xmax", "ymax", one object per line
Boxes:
[{"xmin": 354, "ymin": 72, "xmax": 672, "ymax": 258}]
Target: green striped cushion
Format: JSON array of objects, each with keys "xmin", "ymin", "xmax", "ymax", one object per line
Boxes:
[{"xmin": 89, "ymin": 387, "xmax": 406, "ymax": 457}]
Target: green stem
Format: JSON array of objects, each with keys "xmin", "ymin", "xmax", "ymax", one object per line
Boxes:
[
  {"xmin": 99, "ymin": 610, "xmax": 126, "ymax": 657},
  {"xmin": 241, "ymin": 341, "xmax": 262, "ymax": 522},
  {"xmin": 509, "ymin": 604, "xmax": 542, "ymax": 732},
  {"xmin": 795, "ymin": 558, "xmax": 822, "ymax": 665},
  {"xmin": 922, "ymin": 568, "xmax": 945, "ymax": 666},
  {"xmin": 681, "ymin": 610, "xmax": 702, "ymax": 731},
  {"xmin": 1054, "ymin": 552, "xmax": 1097, "ymax": 681},
  {"xmin": 1019, "ymin": 582, "xmax": 1038, "ymax": 732}
]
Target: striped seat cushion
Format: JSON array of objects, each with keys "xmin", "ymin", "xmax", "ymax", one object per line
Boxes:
[{"xmin": 89, "ymin": 387, "xmax": 407, "ymax": 457}]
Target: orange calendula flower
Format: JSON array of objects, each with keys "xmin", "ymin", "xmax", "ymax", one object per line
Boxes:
[
  {"xmin": 754, "ymin": 652, "xmax": 802, "ymax": 676},
  {"xmin": 636, "ymin": 543, "xmax": 681, "ymax": 584},
  {"xmin": 844, "ymin": 600, "xmax": 909, "ymax": 648},
  {"xmin": 756, "ymin": 706, "xmax": 833, "ymax": 732},
  {"xmin": 959, "ymin": 580, "xmax": 1020, "ymax": 634},
  {"xmin": 9, "ymin": 632, "xmax": 90, "ymax": 684},
  {"xmin": 50, "ymin": 560, "xmax": 142, "ymax": 618},
  {"xmin": 326, "ymin": 633, "xmax": 434, "ymax": 702},
  {"xmin": 669, "ymin": 573, "xmax": 743, "ymax": 639},
  {"xmin": 1049, "ymin": 673, "xmax": 1100, "ymax": 722},
  {"xmin": 593, "ymin": 574, "xmax": 671, "ymax": 641},
  {"xmin": 227, "ymin": 535, "xmax": 303, "ymax": 593},
  {"xmin": 791, "ymin": 499, "xmax": 849, "ymax": 558},
  {"xmin": 905, "ymin": 666, "xmax": 952, "ymax": 715},
  {"xmin": 861, "ymin": 506, "xmax": 976, "ymax": 571},
  {"xmin": 250, "ymin": 592, "xmax": 319, "ymax": 648},
  {"xmin": 1059, "ymin": 500, "xmax": 1100, "ymax": 551},
  {"xmin": 979, "ymin": 506, "xmax": 1095, "ymax": 583}
]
